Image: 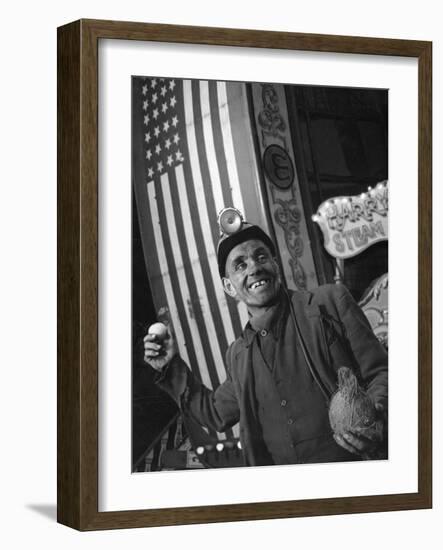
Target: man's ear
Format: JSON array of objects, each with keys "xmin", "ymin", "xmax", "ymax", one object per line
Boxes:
[{"xmin": 222, "ymin": 277, "xmax": 237, "ymax": 299}]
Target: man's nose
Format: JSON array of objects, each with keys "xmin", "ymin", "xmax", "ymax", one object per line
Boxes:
[{"xmin": 247, "ymin": 258, "xmax": 262, "ymax": 275}]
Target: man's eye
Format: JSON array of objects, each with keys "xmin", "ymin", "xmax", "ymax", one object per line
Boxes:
[
  {"xmin": 257, "ymin": 254, "xmax": 267, "ymax": 262},
  {"xmin": 235, "ymin": 262, "xmax": 246, "ymax": 271}
]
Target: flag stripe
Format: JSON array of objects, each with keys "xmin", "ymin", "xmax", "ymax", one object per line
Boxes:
[
  {"xmin": 149, "ymin": 180, "xmax": 203, "ymax": 383},
  {"xmin": 193, "ymin": 81, "xmax": 221, "ymax": 248},
  {"xmin": 215, "ymin": 82, "xmax": 250, "ymax": 330},
  {"xmin": 183, "ymin": 80, "xmax": 237, "ymax": 348},
  {"xmin": 217, "ymin": 81, "xmax": 246, "ymax": 216},
  {"xmin": 146, "ymin": 183, "xmax": 191, "ymax": 364},
  {"xmin": 147, "ymin": 182, "xmax": 202, "ymax": 382},
  {"xmin": 189, "ymin": 83, "xmax": 237, "ymax": 353},
  {"xmin": 208, "ymin": 81, "xmax": 235, "ymax": 208},
  {"xmin": 208, "ymin": 81, "xmax": 249, "ymax": 332},
  {"xmin": 169, "ymin": 83, "xmax": 225, "ymax": 387},
  {"xmin": 198, "ymin": 81, "xmax": 226, "ymax": 244},
  {"xmin": 173, "ymin": 163, "xmax": 227, "ymax": 385},
  {"xmin": 226, "ymin": 83, "xmax": 269, "ymax": 228},
  {"xmin": 167, "ymin": 168, "xmax": 229, "ymax": 442},
  {"xmin": 173, "ymin": 174, "xmax": 230, "ymax": 372},
  {"xmin": 223, "ymin": 82, "xmax": 268, "ymax": 329},
  {"xmin": 199, "ymin": 81, "xmax": 243, "ymax": 337},
  {"xmin": 148, "ymin": 176, "xmax": 229, "ymax": 440},
  {"xmin": 156, "ymin": 174, "xmax": 214, "ymax": 390}
]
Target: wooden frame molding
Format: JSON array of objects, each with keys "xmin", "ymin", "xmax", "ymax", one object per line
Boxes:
[{"xmin": 57, "ymin": 19, "xmax": 432, "ymax": 530}]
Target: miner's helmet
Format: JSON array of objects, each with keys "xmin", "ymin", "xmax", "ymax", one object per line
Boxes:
[{"xmin": 217, "ymin": 207, "xmax": 276, "ymax": 278}]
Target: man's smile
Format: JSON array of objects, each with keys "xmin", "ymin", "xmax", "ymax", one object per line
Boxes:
[{"xmin": 248, "ymin": 278, "xmax": 271, "ymax": 291}]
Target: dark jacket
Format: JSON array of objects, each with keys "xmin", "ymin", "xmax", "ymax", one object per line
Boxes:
[{"xmin": 157, "ymin": 284, "xmax": 388, "ymax": 466}]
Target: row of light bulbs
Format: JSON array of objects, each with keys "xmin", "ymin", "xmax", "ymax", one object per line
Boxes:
[
  {"xmin": 195, "ymin": 440, "xmax": 242, "ymax": 455},
  {"xmin": 311, "ymin": 182, "xmax": 387, "ymax": 223}
]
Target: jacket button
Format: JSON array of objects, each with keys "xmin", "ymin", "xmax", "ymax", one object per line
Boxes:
[
  {"xmin": 260, "ymin": 329, "xmax": 268, "ymax": 337},
  {"xmin": 287, "ymin": 418, "xmax": 294, "ymax": 425},
  {"xmin": 281, "ymin": 400, "xmax": 287, "ymax": 407}
]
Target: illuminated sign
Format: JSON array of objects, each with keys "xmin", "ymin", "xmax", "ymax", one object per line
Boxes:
[{"xmin": 312, "ymin": 181, "xmax": 388, "ymax": 259}]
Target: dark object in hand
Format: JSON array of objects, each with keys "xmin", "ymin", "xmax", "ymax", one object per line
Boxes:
[{"xmin": 329, "ymin": 367, "xmax": 382, "ymax": 440}]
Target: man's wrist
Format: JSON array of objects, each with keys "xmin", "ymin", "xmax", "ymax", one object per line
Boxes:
[{"xmin": 153, "ymin": 353, "xmax": 179, "ymax": 383}]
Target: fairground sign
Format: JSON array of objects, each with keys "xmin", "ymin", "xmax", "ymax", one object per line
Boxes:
[{"xmin": 312, "ymin": 181, "xmax": 388, "ymax": 259}]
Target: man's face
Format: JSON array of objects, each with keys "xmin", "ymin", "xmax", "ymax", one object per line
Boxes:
[{"xmin": 222, "ymin": 239, "xmax": 281, "ymax": 313}]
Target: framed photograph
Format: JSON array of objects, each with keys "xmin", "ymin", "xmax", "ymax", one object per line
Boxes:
[{"xmin": 57, "ymin": 19, "xmax": 432, "ymax": 530}]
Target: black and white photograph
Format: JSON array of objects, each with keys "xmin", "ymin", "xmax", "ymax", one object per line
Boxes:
[{"xmin": 131, "ymin": 77, "xmax": 389, "ymax": 472}]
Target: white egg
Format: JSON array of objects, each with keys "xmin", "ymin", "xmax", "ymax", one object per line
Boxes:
[{"xmin": 148, "ymin": 322, "xmax": 168, "ymax": 341}]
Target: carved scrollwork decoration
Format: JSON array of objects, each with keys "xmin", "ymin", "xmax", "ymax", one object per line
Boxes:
[
  {"xmin": 274, "ymin": 199, "xmax": 307, "ymax": 290},
  {"xmin": 257, "ymin": 84, "xmax": 287, "ymax": 149}
]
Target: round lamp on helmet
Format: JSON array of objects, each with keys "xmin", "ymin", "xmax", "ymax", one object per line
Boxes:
[{"xmin": 218, "ymin": 207, "xmax": 244, "ymax": 235}]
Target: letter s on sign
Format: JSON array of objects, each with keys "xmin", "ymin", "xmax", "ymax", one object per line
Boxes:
[{"xmin": 333, "ymin": 233, "xmax": 345, "ymax": 253}]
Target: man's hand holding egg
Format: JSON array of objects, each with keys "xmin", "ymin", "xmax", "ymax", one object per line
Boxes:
[{"xmin": 143, "ymin": 322, "xmax": 177, "ymax": 371}]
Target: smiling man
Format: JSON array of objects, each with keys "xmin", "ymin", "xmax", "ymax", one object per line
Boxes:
[{"xmin": 144, "ymin": 212, "xmax": 388, "ymax": 467}]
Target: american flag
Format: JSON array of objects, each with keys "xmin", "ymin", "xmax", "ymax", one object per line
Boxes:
[{"xmin": 132, "ymin": 76, "xmax": 270, "ymax": 440}]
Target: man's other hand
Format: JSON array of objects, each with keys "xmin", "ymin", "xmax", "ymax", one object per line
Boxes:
[{"xmin": 333, "ymin": 403, "xmax": 385, "ymax": 459}]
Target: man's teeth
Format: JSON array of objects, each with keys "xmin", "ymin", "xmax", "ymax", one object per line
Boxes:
[{"xmin": 250, "ymin": 280, "xmax": 269, "ymax": 290}]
